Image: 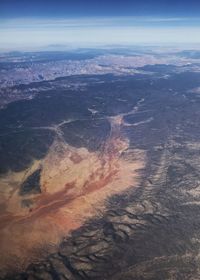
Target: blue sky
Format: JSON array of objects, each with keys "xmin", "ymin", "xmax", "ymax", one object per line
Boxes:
[
  {"xmin": 1, "ymin": 0, "xmax": 200, "ymax": 18},
  {"xmin": 1, "ymin": 0, "xmax": 200, "ymax": 50}
]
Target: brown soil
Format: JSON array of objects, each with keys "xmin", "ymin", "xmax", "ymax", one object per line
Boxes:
[{"xmin": 0, "ymin": 115, "xmax": 145, "ymax": 273}]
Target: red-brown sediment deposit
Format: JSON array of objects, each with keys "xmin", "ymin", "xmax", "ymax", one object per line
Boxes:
[{"xmin": 0, "ymin": 115, "xmax": 145, "ymax": 273}]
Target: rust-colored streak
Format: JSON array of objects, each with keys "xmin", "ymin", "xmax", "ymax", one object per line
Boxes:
[{"xmin": 17, "ymin": 160, "xmax": 118, "ymax": 225}]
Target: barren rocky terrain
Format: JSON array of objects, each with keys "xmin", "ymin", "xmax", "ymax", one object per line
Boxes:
[{"xmin": 1, "ymin": 50, "xmax": 200, "ymax": 279}]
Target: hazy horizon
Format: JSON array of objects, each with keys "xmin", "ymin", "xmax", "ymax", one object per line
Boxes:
[{"xmin": 1, "ymin": 0, "xmax": 200, "ymax": 51}]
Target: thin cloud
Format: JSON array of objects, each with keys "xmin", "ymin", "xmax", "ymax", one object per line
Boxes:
[
  {"xmin": 1, "ymin": 16, "xmax": 200, "ymax": 50},
  {"xmin": 1, "ymin": 16, "xmax": 200, "ymax": 29}
]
